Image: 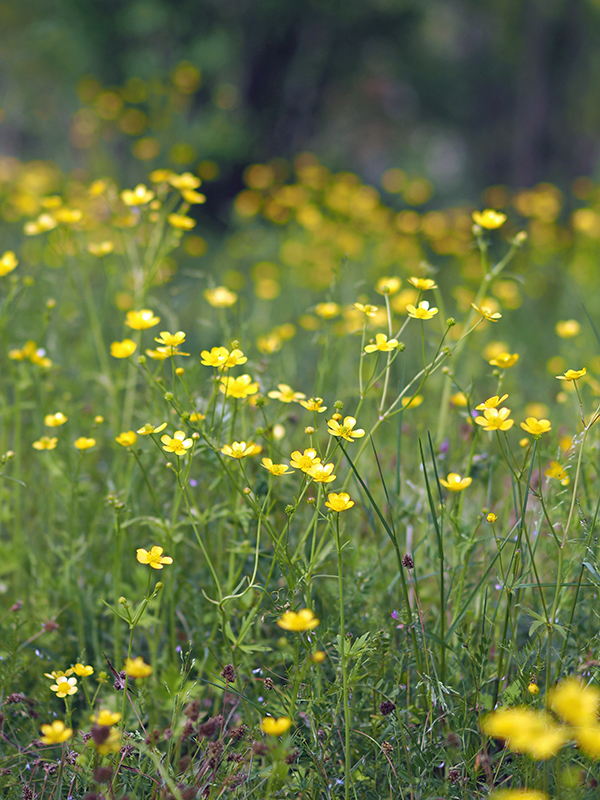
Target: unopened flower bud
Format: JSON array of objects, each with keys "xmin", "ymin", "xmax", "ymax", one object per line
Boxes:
[
  {"xmin": 46, "ymin": 298, "xmax": 56, "ymax": 309},
  {"xmin": 514, "ymin": 231, "xmax": 528, "ymax": 245},
  {"xmin": 164, "ymin": 392, "xmax": 174, "ymax": 401},
  {"xmin": 243, "ymin": 486, "xmax": 252, "ymax": 495},
  {"xmin": 94, "ymin": 415, "xmax": 104, "ymax": 424},
  {"xmin": 446, "ymin": 317, "xmax": 456, "ymax": 327},
  {"xmin": 192, "ymin": 432, "xmax": 200, "ymax": 440},
  {"xmin": 285, "ymin": 504, "xmax": 295, "ymax": 517},
  {"xmin": 334, "ymin": 400, "xmax": 344, "ymax": 411},
  {"xmin": 23, "ymin": 275, "xmax": 35, "ymax": 286},
  {"xmin": 137, "ymin": 355, "xmax": 147, "ymax": 364},
  {"xmin": 154, "ymin": 582, "xmax": 163, "ymax": 591},
  {"xmin": 305, "ymin": 426, "xmax": 315, "ymax": 435},
  {"xmin": 176, "ymin": 367, "xmax": 185, "ymax": 376}
]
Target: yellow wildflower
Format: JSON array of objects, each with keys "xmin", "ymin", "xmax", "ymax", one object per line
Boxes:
[
  {"xmin": 268, "ymin": 384, "xmax": 306, "ymax": 403},
  {"xmin": 520, "ymin": 418, "xmax": 551, "ymax": 436},
  {"xmin": 550, "ymin": 677, "xmax": 600, "ymax": 727},
  {"xmin": 489, "ymin": 791, "xmax": 549, "ymax": 800},
  {"xmin": 376, "ymin": 276, "xmax": 401, "ymax": 295},
  {"xmin": 472, "ymin": 209, "xmax": 507, "ymax": 229},
  {"xmin": 481, "ymin": 707, "xmax": 567, "ymax": 759},
  {"xmin": 489, "ymin": 353, "xmax": 519, "ymax": 368},
  {"xmin": 408, "ymin": 277, "xmax": 437, "ymax": 290},
  {"xmin": 182, "ymin": 189, "xmax": 206, "ymax": 204},
  {"xmin": 136, "ymin": 545, "xmax": 173, "ymax": 569},
  {"xmin": 476, "ymin": 394, "xmax": 508, "ymax": 410},
  {"xmin": 450, "ymin": 392, "xmax": 468, "ymax": 407},
  {"xmin": 221, "ymin": 441, "xmax": 257, "ymax": 459},
  {"xmin": 261, "ymin": 716, "xmax": 292, "ymax": 736},
  {"xmin": 311, "ymin": 651, "xmax": 326, "ymax": 663},
  {"xmin": 439, "ymin": 473, "xmax": 472, "ymax": 492},
  {"xmin": 91, "ymin": 709, "xmax": 122, "ymax": 726},
  {"xmin": 73, "ymin": 663, "xmax": 94, "ymax": 677},
  {"xmin": 110, "ymin": 339, "xmax": 137, "ymax": 358},
  {"xmin": 87, "ymin": 241, "xmax": 114, "ymax": 257},
  {"xmin": 125, "ymin": 309, "xmax": 160, "ymax": 330},
  {"xmin": 325, "ymin": 492, "xmax": 354, "ymax": 512},
  {"xmin": 168, "ymin": 213, "xmax": 196, "ymax": 230},
  {"xmin": 121, "ymin": 184, "xmax": 155, "ymax": 206},
  {"xmin": 33, "ymin": 437, "xmax": 58, "ymax": 451},
  {"xmin": 161, "ymin": 431, "xmax": 193, "ymax": 456},
  {"xmin": 201, "ymin": 346, "xmax": 247, "ymax": 368},
  {"xmin": 137, "ymin": 422, "xmax": 167, "ymax": 435},
  {"xmin": 168, "ymin": 172, "xmax": 201, "ymax": 190},
  {"xmin": 545, "ymin": 461, "xmax": 569, "ymax": 485},
  {"xmin": 155, "ymin": 331, "xmax": 186, "ymax": 347},
  {"xmin": 0, "ymin": 251, "xmax": 18, "ymax": 276},
  {"xmin": 219, "ymin": 374, "xmax": 259, "ymax": 398},
  {"xmin": 406, "ymin": 300, "xmax": 438, "ymax": 320},
  {"xmin": 45, "ymin": 412, "xmax": 67, "ymax": 427},
  {"xmin": 124, "ymin": 656, "xmax": 153, "ymax": 678},
  {"xmin": 475, "ymin": 407, "xmax": 514, "ymax": 432},
  {"xmin": 74, "ymin": 437, "xmax": 95, "ymax": 450},
  {"xmin": 50, "ymin": 676, "xmax": 78, "ymax": 697},
  {"xmin": 353, "ymin": 302, "xmax": 378, "ymax": 316},
  {"xmin": 527, "ymin": 683, "xmax": 539, "ymax": 695},
  {"xmin": 401, "ymin": 395, "xmax": 423, "ymax": 409},
  {"xmin": 486, "ymin": 513, "xmax": 497, "ymax": 523},
  {"xmin": 299, "ymin": 397, "xmax": 327, "ymax": 412},
  {"xmin": 116, "ymin": 431, "xmax": 137, "ymax": 447},
  {"xmin": 261, "ymin": 458, "xmax": 293, "ymax": 475},
  {"xmin": 204, "ymin": 286, "xmax": 238, "ymax": 308},
  {"xmin": 290, "ymin": 448, "xmax": 321, "ymax": 472},
  {"xmin": 364, "ymin": 333, "xmax": 399, "ymax": 353},
  {"xmin": 315, "ymin": 302, "xmax": 340, "ymax": 319},
  {"xmin": 95, "ymin": 727, "xmax": 121, "ymax": 755},
  {"xmin": 40, "ymin": 720, "xmax": 72, "ymax": 745},
  {"xmin": 555, "ymin": 320, "xmax": 580, "ymax": 338},
  {"xmin": 277, "ymin": 608, "xmax": 320, "ymax": 631},
  {"xmin": 472, "ymin": 303, "xmax": 502, "ymax": 321},
  {"xmin": 556, "ymin": 367, "xmax": 586, "ymax": 381},
  {"xmin": 327, "ymin": 416, "xmax": 365, "ymax": 442},
  {"xmin": 307, "ymin": 462, "xmax": 336, "ymax": 483}
]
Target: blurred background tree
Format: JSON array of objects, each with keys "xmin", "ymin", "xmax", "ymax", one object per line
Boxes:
[{"xmin": 1, "ymin": 0, "xmax": 600, "ymax": 201}]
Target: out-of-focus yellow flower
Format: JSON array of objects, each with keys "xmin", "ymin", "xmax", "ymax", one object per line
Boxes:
[
  {"xmin": 204, "ymin": 286, "xmax": 237, "ymax": 308},
  {"xmin": 481, "ymin": 707, "xmax": 567, "ymax": 759},
  {"xmin": 24, "ymin": 214, "xmax": 57, "ymax": 235},
  {"xmin": 44, "ymin": 412, "xmax": 67, "ymax": 427},
  {"xmin": 489, "ymin": 791, "xmax": 549, "ymax": 800},
  {"xmin": 376, "ymin": 276, "xmax": 401, "ymax": 295},
  {"xmin": 219, "ymin": 374, "xmax": 259, "ymax": 398},
  {"xmin": 124, "ymin": 656, "xmax": 152, "ymax": 678},
  {"xmin": 556, "ymin": 320, "xmax": 580, "ymax": 338},
  {"xmin": 261, "ymin": 716, "xmax": 292, "ymax": 736},
  {"xmin": 0, "ymin": 251, "xmax": 18, "ymax": 276},
  {"xmin": 472, "ymin": 303, "xmax": 502, "ymax": 321},
  {"xmin": 472, "ymin": 209, "xmax": 507, "ymax": 229},
  {"xmin": 290, "ymin": 448, "xmax": 321, "ymax": 472},
  {"xmin": 408, "ymin": 277, "xmax": 437, "ymax": 291},
  {"xmin": 74, "ymin": 437, "xmax": 95, "ymax": 450},
  {"xmin": 125, "ymin": 309, "xmax": 160, "ymax": 330},
  {"xmin": 168, "ymin": 172, "xmax": 201, "ymax": 190},
  {"xmin": 401, "ymin": 395, "xmax": 423, "ymax": 409},
  {"xmin": 299, "ymin": 397, "xmax": 327, "ymax": 413},
  {"xmin": 87, "ymin": 241, "xmax": 114, "ymax": 257},
  {"xmin": 94, "ymin": 727, "xmax": 121, "ymax": 755},
  {"xmin": 91, "ymin": 709, "xmax": 122, "ymax": 726},
  {"xmin": 315, "ymin": 302, "xmax": 340, "ymax": 319},
  {"xmin": 121, "ymin": 184, "xmax": 155, "ymax": 206},
  {"xmin": 450, "ymin": 392, "xmax": 468, "ymax": 407},
  {"xmin": 182, "ymin": 189, "xmax": 206, "ymax": 204},
  {"xmin": 116, "ymin": 431, "xmax": 137, "ymax": 447},
  {"xmin": 268, "ymin": 384, "xmax": 306, "ymax": 403},
  {"xmin": 489, "ymin": 352, "xmax": 519, "ymax": 368},
  {"xmin": 136, "ymin": 545, "xmax": 173, "ymax": 569},
  {"xmin": 110, "ymin": 339, "xmax": 137, "ymax": 358},
  {"xmin": 40, "ymin": 720, "xmax": 72, "ymax": 745},
  {"xmin": 167, "ymin": 213, "xmax": 196, "ymax": 230},
  {"xmin": 221, "ymin": 441, "xmax": 257, "ymax": 459},
  {"xmin": 476, "ymin": 394, "xmax": 508, "ymax": 410},
  {"xmin": 325, "ymin": 492, "xmax": 354, "ymax": 512},
  {"xmin": 327, "ymin": 416, "xmax": 365, "ymax": 442},
  {"xmin": 475, "ymin": 407, "xmax": 514, "ymax": 432},
  {"xmin": 277, "ymin": 609, "xmax": 320, "ymax": 631},
  {"xmin": 311, "ymin": 650, "xmax": 326, "ymax": 663},
  {"xmin": 406, "ymin": 300, "xmax": 438, "ymax": 320},
  {"xmin": 353, "ymin": 302, "xmax": 378, "ymax": 316},
  {"xmin": 161, "ymin": 431, "xmax": 193, "ymax": 455},
  {"xmin": 137, "ymin": 422, "xmax": 167, "ymax": 435},
  {"xmin": 33, "ymin": 436, "xmax": 58, "ymax": 451},
  {"xmin": 439, "ymin": 473, "xmax": 472, "ymax": 492},
  {"xmin": 364, "ymin": 333, "xmax": 399, "ymax": 353},
  {"xmin": 520, "ymin": 418, "xmax": 551, "ymax": 436},
  {"xmin": 261, "ymin": 457, "xmax": 293, "ymax": 475},
  {"xmin": 556, "ymin": 367, "xmax": 586, "ymax": 381},
  {"xmin": 307, "ymin": 462, "xmax": 336, "ymax": 483},
  {"xmin": 527, "ymin": 682, "xmax": 539, "ymax": 695},
  {"xmin": 545, "ymin": 461, "xmax": 569, "ymax": 485},
  {"xmin": 73, "ymin": 663, "xmax": 93, "ymax": 677},
  {"xmin": 550, "ymin": 677, "xmax": 600, "ymax": 727}
]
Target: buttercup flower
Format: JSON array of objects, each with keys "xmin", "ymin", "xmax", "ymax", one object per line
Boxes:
[
  {"xmin": 486, "ymin": 512, "xmax": 497, "ymax": 523},
  {"xmin": 489, "ymin": 352, "xmax": 519, "ymax": 368},
  {"xmin": 73, "ymin": 663, "xmax": 94, "ymax": 677},
  {"xmin": 475, "ymin": 407, "xmax": 514, "ymax": 432},
  {"xmin": 364, "ymin": 333, "xmax": 399, "ymax": 353},
  {"xmin": 45, "ymin": 412, "xmax": 67, "ymax": 427},
  {"xmin": 550, "ymin": 677, "xmax": 600, "ymax": 728},
  {"xmin": 33, "ymin": 437, "xmax": 58, "ymax": 450},
  {"xmin": 439, "ymin": 473, "xmax": 472, "ymax": 492},
  {"xmin": 376, "ymin": 276, "xmax": 401, "ymax": 295},
  {"xmin": 520, "ymin": 418, "xmax": 551, "ymax": 436},
  {"xmin": 315, "ymin": 302, "xmax": 340, "ymax": 319},
  {"xmin": 327, "ymin": 416, "xmax": 365, "ymax": 442},
  {"xmin": 353, "ymin": 302, "xmax": 378, "ymax": 316},
  {"xmin": 136, "ymin": 545, "xmax": 173, "ymax": 569},
  {"xmin": 401, "ymin": 395, "xmax": 423, "ymax": 409},
  {"xmin": 116, "ymin": 431, "xmax": 137, "ymax": 447},
  {"xmin": 110, "ymin": 339, "xmax": 137, "ymax": 358},
  {"xmin": 472, "ymin": 303, "xmax": 502, "ymax": 321},
  {"xmin": 406, "ymin": 300, "xmax": 439, "ymax": 320},
  {"xmin": 307, "ymin": 462, "xmax": 336, "ymax": 483},
  {"xmin": 92, "ymin": 709, "xmax": 122, "ymax": 726},
  {"xmin": 545, "ymin": 461, "xmax": 569, "ymax": 485},
  {"xmin": 290, "ymin": 448, "xmax": 321, "ymax": 472},
  {"xmin": 145, "ymin": 348, "xmax": 171, "ymax": 360},
  {"xmin": 201, "ymin": 346, "xmax": 247, "ymax": 368},
  {"xmin": 261, "ymin": 716, "xmax": 292, "ymax": 736},
  {"xmin": 50, "ymin": 676, "xmax": 78, "ymax": 697},
  {"xmin": 489, "ymin": 791, "xmax": 549, "ymax": 800},
  {"xmin": 472, "ymin": 209, "xmax": 507, "ymax": 229},
  {"xmin": 168, "ymin": 172, "xmax": 201, "ymax": 190},
  {"xmin": 219, "ymin": 374, "xmax": 259, "ymax": 398},
  {"xmin": 268, "ymin": 384, "xmax": 306, "ymax": 403},
  {"xmin": 556, "ymin": 367, "xmax": 586, "ymax": 381},
  {"xmin": 482, "ymin": 707, "xmax": 567, "ymax": 759},
  {"xmin": 476, "ymin": 394, "xmax": 508, "ymax": 410},
  {"xmin": 124, "ymin": 656, "xmax": 153, "ymax": 678},
  {"xmin": 311, "ymin": 650, "xmax": 326, "ymax": 663},
  {"xmin": 408, "ymin": 277, "xmax": 437, "ymax": 290},
  {"xmin": 0, "ymin": 251, "xmax": 18, "ymax": 276},
  {"xmin": 204, "ymin": 286, "xmax": 238, "ymax": 308},
  {"xmin": 299, "ymin": 397, "xmax": 327, "ymax": 412},
  {"xmin": 556, "ymin": 320, "xmax": 580, "ymax": 338},
  {"xmin": 40, "ymin": 720, "xmax": 72, "ymax": 745},
  {"xmin": 125, "ymin": 309, "xmax": 160, "ymax": 330},
  {"xmin": 261, "ymin": 458, "xmax": 293, "ymax": 475},
  {"xmin": 94, "ymin": 727, "xmax": 121, "ymax": 755},
  {"xmin": 161, "ymin": 430, "xmax": 193, "ymax": 455},
  {"xmin": 87, "ymin": 241, "xmax": 114, "ymax": 257},
  {"xmin": 167, "ymin": 213, "xmax": 196, "ymax": 230},
  {"xmin": 277, "ymin": 608, "xmax": 320, "ymax": 631},
  {"xmin": 155, "ymin": 331, "xmax": 186, "ymax": 347},
  {"xmin": 137, "ymin": 422, "xmax": 167, "ymax": 435},
  {"xmin": 121, "ymin": 184, "xmax": 155, "ymax": 206},
  {"xmin": 221, "ymin": 441, "xmax": 257, "ymax": 459},
  {"xmin": 325, "ymin": 492, "xmax": 354, "ymax": 512},
  {"xmin": 74, "ymin": 437, "xmax": 96, "ymax": 450}
]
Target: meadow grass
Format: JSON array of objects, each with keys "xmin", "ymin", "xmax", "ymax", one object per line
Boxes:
[{"xmin": 1, "ymin": 155, "xmax": 600, "ymax": 800}]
